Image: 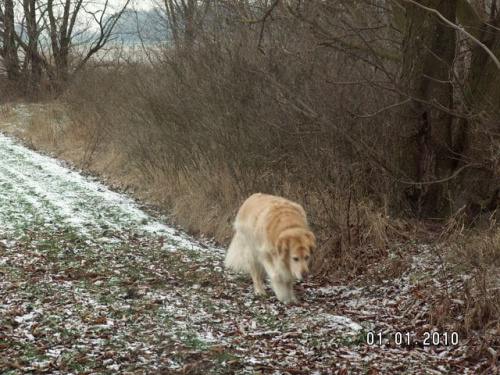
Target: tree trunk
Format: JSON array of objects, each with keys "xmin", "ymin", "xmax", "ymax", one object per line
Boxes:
[
  {"xmin": 2, "ymin": 0, "xmax": 21, "ymax": 82},
  {"xmin": 22, "ymin": 0, "xmax": 43, "ymax": 93},
  {"xmin": 397, "ymin": 0, "xmax": 457, "ymax": 218},
  {"xmin": 454, "ymin": 5, "xmax": 500, "ymax": 219},
  {"xmin": 465, "ymin": 11, "xmax": 500, "ymax": 114}
]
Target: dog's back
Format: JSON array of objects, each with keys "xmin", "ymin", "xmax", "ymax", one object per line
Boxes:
[
  {"xmin": 235, "ymin": 193, "xmax": 307, "ymax": 249},
  {"xmin": 224, "ymin": 193, "xmax": 308, "ymax": 269}
]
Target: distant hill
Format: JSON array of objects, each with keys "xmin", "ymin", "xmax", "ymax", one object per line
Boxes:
[{"xmin": 108, "ymin": 8, "xmax": 170, "ymax": 44}]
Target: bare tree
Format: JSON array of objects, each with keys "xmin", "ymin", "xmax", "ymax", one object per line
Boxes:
[
  {"xmin": 162, "ymin": 0, "xmax": 211, "ymax": 48},
  {"xmin": 394, "ymin": 0, "xmax": 458, "ymax": 217},
  {"xmin": 0, "ymin": 0, "xmax": 130, "ymax": 94},
  {"xmin": 233, "ymin": 0, "xmax": 500, "ymax": 220}
]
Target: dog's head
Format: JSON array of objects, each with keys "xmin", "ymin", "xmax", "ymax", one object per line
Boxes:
[{"xmin": 276, "ymin": 229, "xmax": 316, "ymax": 280}]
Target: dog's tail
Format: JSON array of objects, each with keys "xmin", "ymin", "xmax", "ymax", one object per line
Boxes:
[{"xmin": 224, "ymin": 232, "xmax": 252, "ymax": 273}]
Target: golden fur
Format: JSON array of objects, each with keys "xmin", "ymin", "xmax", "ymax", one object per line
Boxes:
[{"xmin": 225, "ymin": 193, "xmax": 316, "ymax": 303}]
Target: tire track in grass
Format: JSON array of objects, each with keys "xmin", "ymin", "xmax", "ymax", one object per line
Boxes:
[{"xmin": 0, "ymin": 133, "xmax": 201, "ymax": 248}]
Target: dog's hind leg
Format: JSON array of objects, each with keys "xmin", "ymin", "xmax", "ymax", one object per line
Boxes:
[{"xmin": 225, "ymin": 232, "xmax": 251, "ymax": 273}]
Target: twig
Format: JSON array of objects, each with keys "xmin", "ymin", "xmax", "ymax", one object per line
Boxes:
[
  {"xmin": 240, "ymin": 0, "xmax": 280, "ymax": 24},
  {"xmin": 394, "ymin": 163, "xmax": 482, "ymax": 186},
  {"xmin": 355, "ymin": 98, "xmax": 411, "ymax": 118},
  {"xmin": 239, "ymin": 0, "xmax": 281, "ymax": 53}
]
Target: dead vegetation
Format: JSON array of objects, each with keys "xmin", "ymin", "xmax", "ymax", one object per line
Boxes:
[
  {"xmin": 1, "ymin": 0, "xmax": 500, "ymax": 366},
  {"xmin": 64, "ymin": 38, "xmax": 399, "ymax": 268}
]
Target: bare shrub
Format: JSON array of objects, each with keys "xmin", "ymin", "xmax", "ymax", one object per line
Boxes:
[{"xmin": 63, "ymin": 7, "xmax": 403, "ymax": 280}]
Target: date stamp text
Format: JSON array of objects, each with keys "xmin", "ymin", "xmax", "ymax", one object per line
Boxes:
[{"xmin": 366, "ymin": 331, "xmax": 459, "ymax": 347}]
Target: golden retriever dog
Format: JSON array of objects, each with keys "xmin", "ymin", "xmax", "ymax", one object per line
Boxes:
[{"xmin": 225, "ymin": 193, "xmax": 316, "ymax": 303}]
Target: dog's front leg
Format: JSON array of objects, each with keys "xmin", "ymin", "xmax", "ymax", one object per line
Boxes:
[
  {"xmin": 271, "ymin": 277, "xmax": 296, "ymax": 303},
  {"xmin": 260, "ymin": 257, "xmax": 295, "ymax": 303}
]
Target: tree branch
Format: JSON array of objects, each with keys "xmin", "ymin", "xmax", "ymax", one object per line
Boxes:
[
  {"xmin": 240, "ymin": 0, "xmax": 280, "ymax": 24},
  {"xmin": 393, "ymin": 163, "xmax": 483, "ymax": 186},
  {"xmin": 400, "ymin": 0, "xmax": 500, "ymax": 71},
  {"xmin": 286, "ymin": 3, "xmax": 401, "ymax": 62},
  {"xmin": 355, "ymin": 98, "xmax": 411, "ymax": 118}
]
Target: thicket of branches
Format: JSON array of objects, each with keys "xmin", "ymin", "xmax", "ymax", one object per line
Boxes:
[
  {"xmin": 1, "ymin": 0, "xmax": 499, "ymax": 272},
  {"xmin": 66, "ymin": 1, "xmax": 401, "ymax": 273},
  {"xmin": 63, "ymin": 0, "xmax": 500, "ymax": 250}
]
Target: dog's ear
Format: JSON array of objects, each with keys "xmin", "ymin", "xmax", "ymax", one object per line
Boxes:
[
  {"xmin": 276, "ymin": 235, "xmax": 290, "ymax": 260},
  {"xmin": 306, "ymin": 231, "xmax": 316, "ymax": 253}
]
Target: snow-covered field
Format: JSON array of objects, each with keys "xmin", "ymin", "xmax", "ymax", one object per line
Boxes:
[{"xmin": 0, "ymin": 129, "xmax": 489, "ymax": 374}]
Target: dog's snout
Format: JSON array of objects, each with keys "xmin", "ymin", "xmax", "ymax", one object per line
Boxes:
[{"xmin": 293, "ymin": 266, "xmax": 310, "ymax": 280}]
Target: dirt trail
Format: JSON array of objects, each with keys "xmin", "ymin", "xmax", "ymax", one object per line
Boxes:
[{"xmin": 0, "ymin": 105, "xmax": 489, "ymax": 374}]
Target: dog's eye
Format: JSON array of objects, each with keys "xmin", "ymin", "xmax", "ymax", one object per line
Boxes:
[
  {"xmin": 293, "ymin": 257, "xmax": 299, "ymax": 262},
  {"xmin": 305, "ymin": 255, "xmax": 310, "ymax": 261}
]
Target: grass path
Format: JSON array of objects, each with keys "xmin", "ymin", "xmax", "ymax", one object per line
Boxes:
[{"xmin": 0, "ymin": 115, "xmax": 488, "ymax": 374}]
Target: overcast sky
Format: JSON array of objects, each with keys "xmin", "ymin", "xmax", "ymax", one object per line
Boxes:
[{"xmin": 129, "ymin": 0, "xmax": 156, "ymax": 10}]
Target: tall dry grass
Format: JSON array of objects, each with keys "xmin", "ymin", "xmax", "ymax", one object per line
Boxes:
[{"xmin": 433, "ymin": 215, "xmax": 500, "ymax": 334}]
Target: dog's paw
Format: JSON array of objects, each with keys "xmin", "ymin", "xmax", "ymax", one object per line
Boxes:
[
  {"xmin": 254, "ymin": 288, "xmax": 267, "ymax": 296},
  {"xmin": 276, "ymin": 295, "xmax": 297, "ymax": 304}
]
